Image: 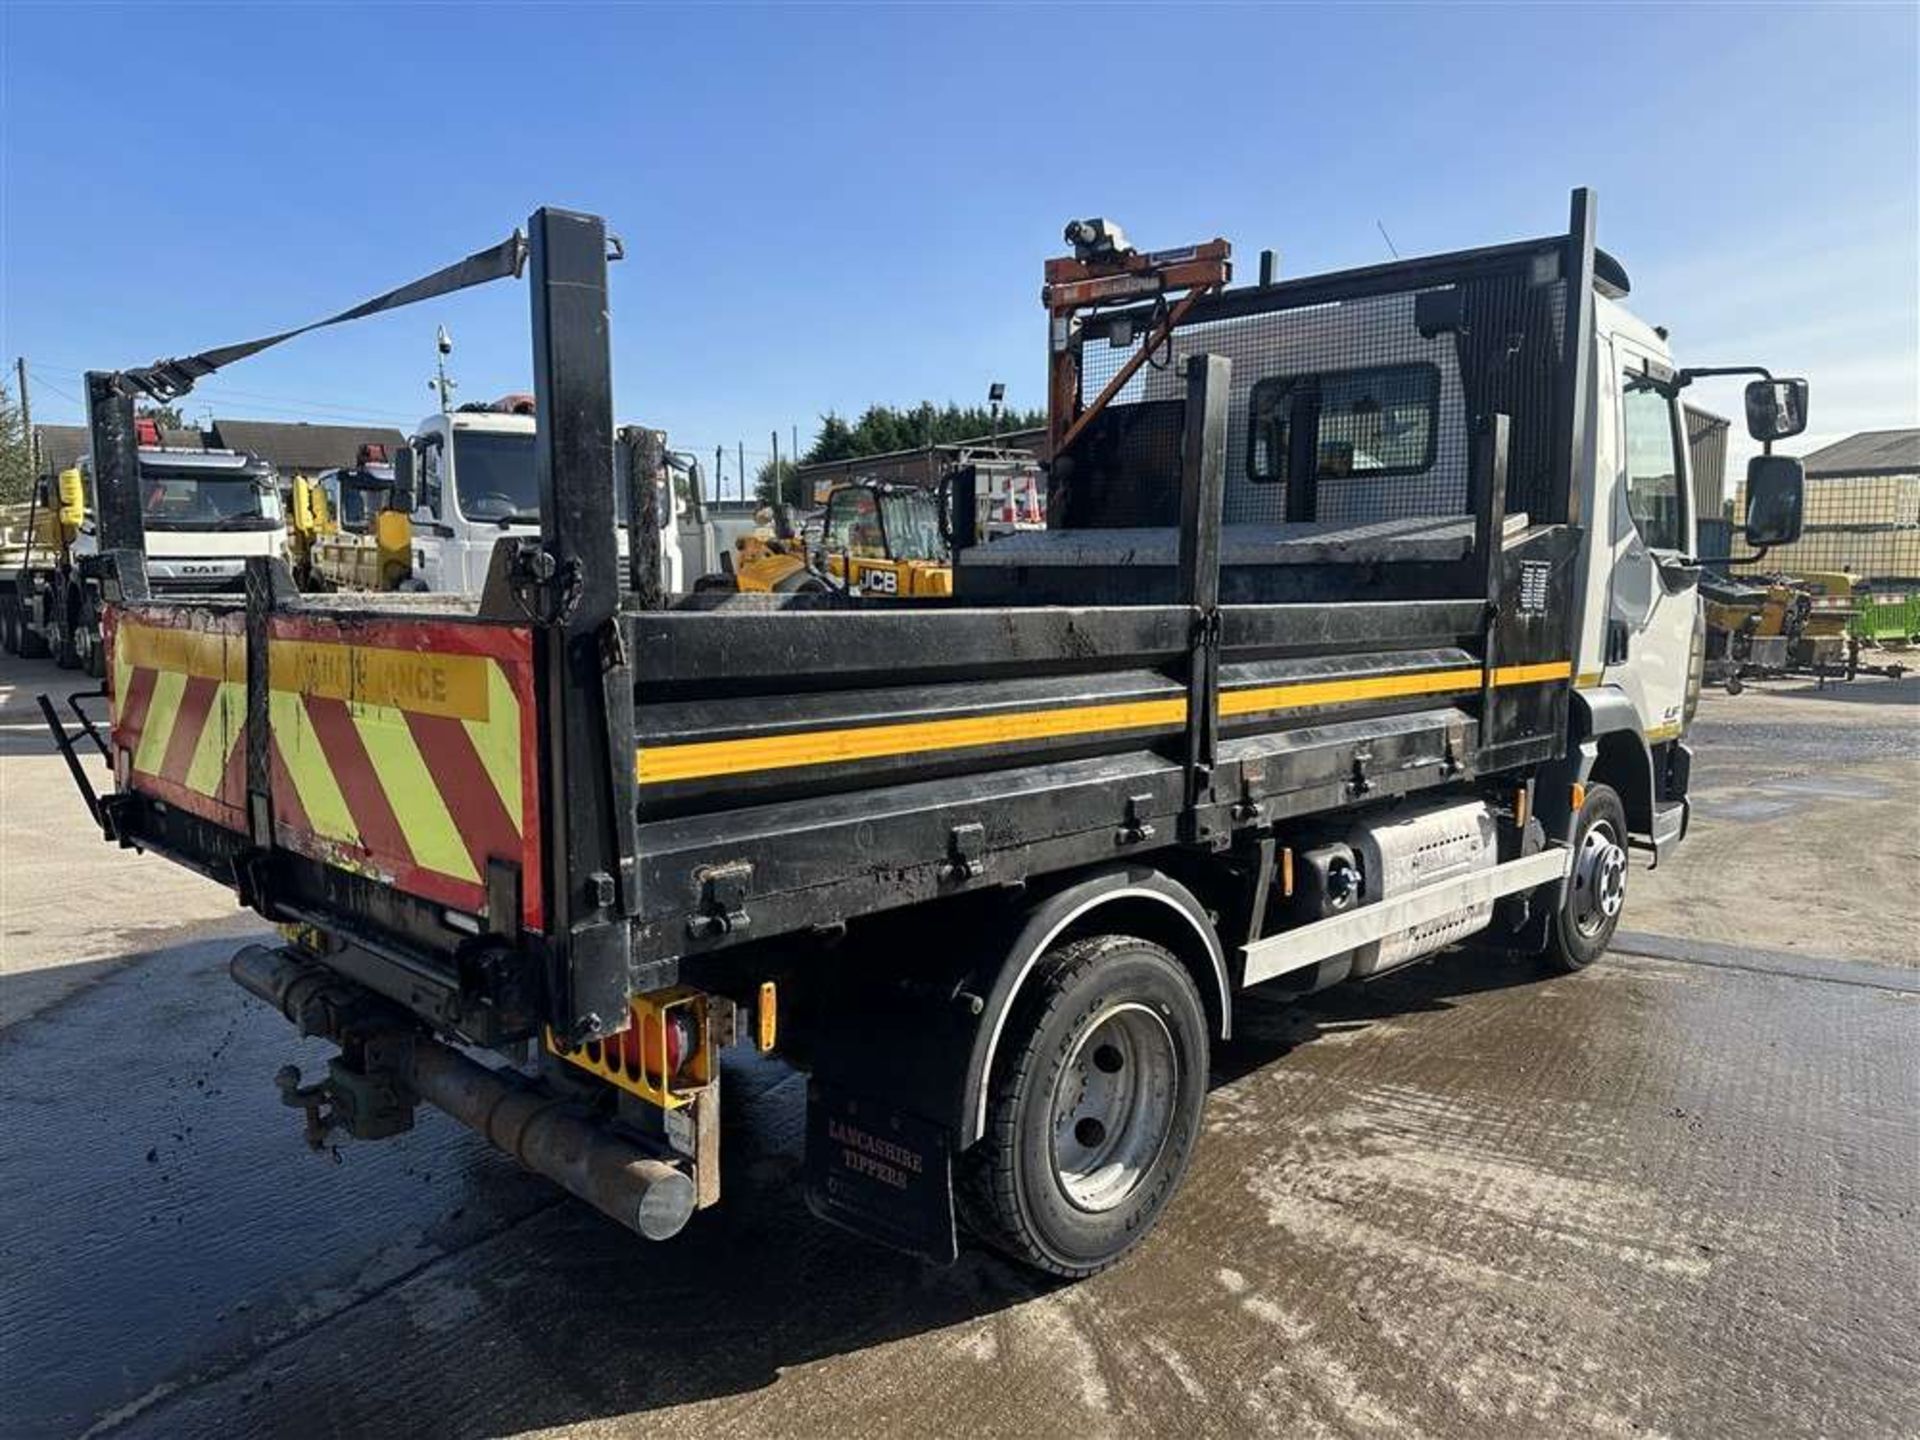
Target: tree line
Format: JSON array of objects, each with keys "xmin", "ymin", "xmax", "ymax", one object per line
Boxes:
[
  {"xmin": 0, "ymin": 382, "xmax": 189, "ymax": 505},
  {"xmin": 756, "ymin": 401, "xmax": 1045, "ymax": 506}
]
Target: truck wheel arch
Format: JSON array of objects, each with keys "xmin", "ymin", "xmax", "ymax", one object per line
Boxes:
[
  {"xmin": 957, "ymin": 866, "xmax": 1230, "ymax": 1148},
  {"xmin": 1566, "ymin": 687, "xmax": 1655, "ymax": 838}
]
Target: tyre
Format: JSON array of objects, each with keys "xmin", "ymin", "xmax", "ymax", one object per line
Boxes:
[
  {"xmin": 53, "ymin": 613, "xmax": 80, "ymax": 669},
  {"xmin": 17, "ymin": 606, "xmax": 50, "ymax": 659},
  {"xmin": 1542, "ymin": 782, "xmax": 1629, "ymax": 973},
  {"xmin": 959, "ymin": 934, "xmax": 1208, "ymax": 1278},
  {"xmin": 75, "ymin": 600, "xmax": 106, "ymax": 679},
  {"xmin": 771, "ymin": 569, "xmax": 829, "ymax": 595}
]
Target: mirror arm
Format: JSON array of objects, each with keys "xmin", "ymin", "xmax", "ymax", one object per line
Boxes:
[{"xmin": 1674, "ymin": 364, "xmax": 1774, "ymax": 389}]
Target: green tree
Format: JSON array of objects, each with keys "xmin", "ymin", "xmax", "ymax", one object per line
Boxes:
[
  {"xmin": 754, "ymin": 457, "xmax": 806, "ymax": 509},
  {"xmin": 137, "ymin": 402, "xmax": 187, "ymax": 430},
  {"xmin": 0, "ymin": 376, "xmax": 35, "ymax": 504}
]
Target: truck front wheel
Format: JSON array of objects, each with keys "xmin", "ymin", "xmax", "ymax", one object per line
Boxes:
[
  {"xmin": 960, "ymin": 935, "xmax": 1207, "ymax": 1277},
  {"xmin": 1543, "ymin": 782, "xmax": 1629, "ymax": 972}
]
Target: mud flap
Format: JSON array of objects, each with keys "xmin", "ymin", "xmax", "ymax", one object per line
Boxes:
[{"xmin": 804, "ymin": 1081, "xmax": 957, "ymax": 1264}]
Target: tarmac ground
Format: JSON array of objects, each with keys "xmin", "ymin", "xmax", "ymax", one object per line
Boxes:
[{"xmin": 2, "ymin": 653, "xmax": 1915, "ymax": 1439}]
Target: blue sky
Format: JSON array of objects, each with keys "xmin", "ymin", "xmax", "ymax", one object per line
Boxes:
[{"xmin": 4, "ymin": 3, "xmax": 1914, "ymax": 496}]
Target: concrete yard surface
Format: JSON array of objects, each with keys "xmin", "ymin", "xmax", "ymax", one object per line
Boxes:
[{"xmin": 1, "ymin": 654, "xmax": 1915, "ymax": 1439}]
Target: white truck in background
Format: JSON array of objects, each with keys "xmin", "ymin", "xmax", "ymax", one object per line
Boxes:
[
  {"xmin": 401, "ymin": 399, "xmax": 709, "ymax": 598},
  {"xmin": 1, "ymin": 421, "xmax": 284, "ymax": 674}
]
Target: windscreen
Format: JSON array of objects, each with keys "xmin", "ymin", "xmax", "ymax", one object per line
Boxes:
[
  {"xmin": 453, "ymin": 430, "xmax": 538, "ymax": 523},
  {"xmin": 881, "ymin": 491, "xmax": 944, "ymax": 561},
  {"xmin": 139, "ymin": 464, "xmax": 282, "ymax": 531},
  {"xmin": 332, "ymin": 470, "xmax": 394, "ymax": 530}
]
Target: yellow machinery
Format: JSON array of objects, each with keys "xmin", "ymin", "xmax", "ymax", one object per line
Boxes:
[
  {"xmin": 288, "ymin": 452, "xmax": 414, "ymax": 593},
  {"xmin": 1703, "ymin": 568, "xmax": 1871, "ymax": 689},
  {"xmin": 1756, "ymin": 570, "xmax": 1857, "ymax": 672},
  {"xmin": 703, "ymin": 482, "xmax": 953, "ymax": 598},
  {"xmin": 819, "ymin": 482, "xmax": 952, "ymax": 597}
]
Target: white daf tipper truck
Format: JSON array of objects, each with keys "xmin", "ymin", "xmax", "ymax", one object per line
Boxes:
[
  {"xmin": 51, "ymin": 193, "xmax": 1813, "ymax": 1280},
  {"xmin": 1, "ymin": 426, "xmax": 285, "ymax": 675}
]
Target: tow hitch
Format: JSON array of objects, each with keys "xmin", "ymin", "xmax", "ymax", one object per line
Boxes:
[{"xmin": 232, "ymin": 944, "xmax": 697, "ymax": 1241}]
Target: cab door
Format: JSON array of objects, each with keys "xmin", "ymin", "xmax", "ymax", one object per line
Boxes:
[
  {"xmin": 411, "ymin": 437, "xmax": 453, "ymax": 593},
  {"xmin": 1602, "ymin": 337, "xmax": 1699, "ymax": 741}
]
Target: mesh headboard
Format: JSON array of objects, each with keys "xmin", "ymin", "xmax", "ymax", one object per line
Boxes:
[{"xmin": 1063, "ymin": 260, "xmax": 1570, "ymax": 530}]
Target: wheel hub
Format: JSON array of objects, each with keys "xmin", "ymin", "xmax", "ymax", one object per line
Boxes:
[
  {"xmin": 1050, "ymin": 1002, "xmax": 1178, "ymax": 1213},
  {"xmin": 1571, "ymin": 821, "xmax": 1627, "ymax": 936}
]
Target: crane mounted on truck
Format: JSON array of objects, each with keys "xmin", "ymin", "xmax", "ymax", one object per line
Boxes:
[{"xmin": 42, "ymin": 194, "xmax": 1809, "ymax": 1278}]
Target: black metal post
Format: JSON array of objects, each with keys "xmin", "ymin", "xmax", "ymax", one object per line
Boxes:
[
  {"xmin": 1472, "ymin": 413, "xmax": 1511, "ymax": 725},
  {"xmin": 528, "ymin": 207, "xmax": 636, "ymax": 1043},
  {"xmin": 1473, "ymin": 412, "xmax": 1511, "ymax": 607},
  {"xmin": 621, "ymin": 425, "xmax": 665, "ymax": 609},
  {"xmin": 1177, "ymin": 353, "xmax": 1229, "ymax": 845},
  {"xmin": 949, "ymin": 466, "xmax": 978, "ymax": 552},
  {"xmin": 84, "ymin": 372, "xmax": 150, "ymax": 601},
  {"xmin": 1553, "ymin": 188, "xmax": 1596, "ymax": 530},
  {"xmin": 1283, "ymin": 385, "xmax": 1320, "ymax": 523}
]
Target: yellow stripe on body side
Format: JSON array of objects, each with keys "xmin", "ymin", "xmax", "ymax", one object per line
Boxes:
[
  {"xmin": 635, "ymin": 660, "xmax": 1575, "ymax": 786},
  {"xmin": 1220, "ymin": 666, "xmax": 1481, "ymax": 717},
  {"xmin": 637, "ymin": 696, "xmax": 1189, "ymax": 786}
]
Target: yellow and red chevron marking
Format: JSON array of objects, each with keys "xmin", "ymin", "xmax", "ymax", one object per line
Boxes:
[
  {"xmin": 106, "ymin": 606, "xmax": 543, "ymax": 930},
  {"xmin": 265, "ymin": 613, "xmax": 543, "ymax": 929},
  {"xmin": 107, "ymin": 607, "xmax": 250, "ymax": 830}
]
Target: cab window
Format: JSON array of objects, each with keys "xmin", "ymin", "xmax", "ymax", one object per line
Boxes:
[
  {"xmin": 418, "ymin": 441, "xmax": 443, "ymax": 519},
  {"xmin": 1248, "ymin": 363, "xmax": 1438, "ymax": 482},
  {"xmin": 825, "ymin": 488, "xmax": 886, "ymax": 558},
  {"xmin": 1621, "ymin": 376, "xmax": 1684, "ymax": 550}
]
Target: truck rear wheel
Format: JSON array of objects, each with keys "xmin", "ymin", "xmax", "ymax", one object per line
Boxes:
[
  {"xmin": 74, "ymin": 599, "xmax": 105, "ymax": 679},
  {"xmin": 16, "ymin": 603, "xmax": 49, "ymax": 659},
  {"xmin": 53, "ymin": 597, "xmax": 80, "ymax": 669},
  {"xmin": 959, "ymin": 935, "xmax": 1207, "ymax": 1277},
  {"xmin": 1542, "ymin": 782, "xmax": 1629, "ymax": 972}
]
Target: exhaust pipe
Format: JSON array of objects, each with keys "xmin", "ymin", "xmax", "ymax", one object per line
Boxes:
[{"xmin": 231, "ymin": 945, "xmax": 696, "ymax": 1241}]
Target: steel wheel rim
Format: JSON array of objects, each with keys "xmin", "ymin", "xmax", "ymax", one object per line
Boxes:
[
  {"xmin": 1571, "ymin": 818, "xmax": 1627, "ymax": 937},
  {"xmin": 1049, "ymin": 1002, "xmax": 1178, "ymax": 1213}
]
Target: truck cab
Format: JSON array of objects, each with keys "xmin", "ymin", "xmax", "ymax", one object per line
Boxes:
[
  {"xmin": 27, "ymin": 431, "xmax": 285, "ymax": 672},
  {"xmin": 78, "ymin": 444, "xmax": 287, "ymax": 591},
  {"xmin": 407, "ymin": 402, "xmax": 693, "ymax": 597}
]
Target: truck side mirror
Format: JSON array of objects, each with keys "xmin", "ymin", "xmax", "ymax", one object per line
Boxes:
[
  {"xmin": 1744, "ymin": 378, "xmax": 1808, "ymax": 441},
  {"xmin": 1743, "ymin": 454, "xmax": 1805, "ymax": 548},
  {"xmin": 391, "ymin": 446, "xmax": 416, "ymax": 513}
]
